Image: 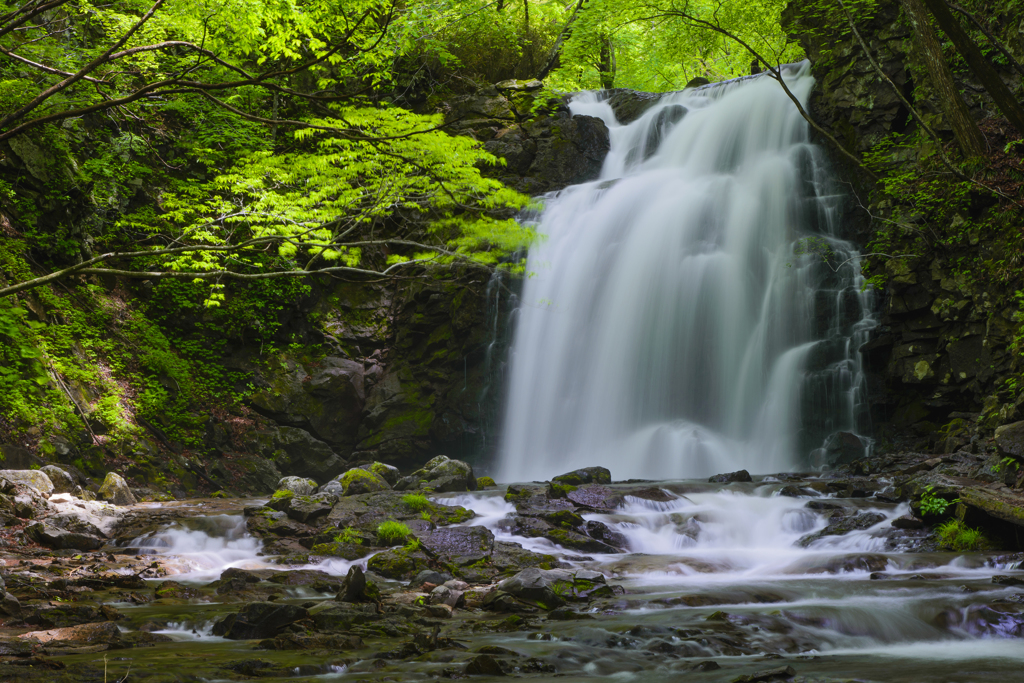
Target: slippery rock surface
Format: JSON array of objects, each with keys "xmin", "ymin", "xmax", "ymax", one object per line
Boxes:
[
  {"xmin": 394, "ymin": 455, "xmax": 476, "ymax": 493},
  {"xmin": 98, "ymin": 473, "xmax": 137, "ymax": 506}
]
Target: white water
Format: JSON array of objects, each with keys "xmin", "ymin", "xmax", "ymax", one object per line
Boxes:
[
  {"xmin": 497, "ymin": 64, "xmax": 875, "ymax": 482},
  {"xmin": 127, "ymin": 515, "xmax": 265, "ymax": 580}
]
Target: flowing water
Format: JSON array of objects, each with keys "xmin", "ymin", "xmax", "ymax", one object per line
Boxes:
[{"xmin": 497, "ymin": 64, "xmax": 874, "ymax": 483}]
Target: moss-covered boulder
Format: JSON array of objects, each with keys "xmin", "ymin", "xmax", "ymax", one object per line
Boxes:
[
  {"xmin": 361, "ymin": 462, "xmax": 400, "ymax": 486},
  {"xmin": 552, "ymin": 467, "xmax": 611, "ymax": 487},
  {"xmin": 477, "ymin": 476, "xmax": 496, "ymax": 488},
  {"xmin": 338, "ymin": 467, "xmax": 390, "ymax": 496},
  {"xmin": 394, "ymin": 455, "xmax": 476, "ymax": 493},
  {"xmin": 98, "ymin": 472, "xmax": 137, "ymax": 506}
]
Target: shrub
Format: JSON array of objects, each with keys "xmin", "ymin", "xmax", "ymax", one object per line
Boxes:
[{"xmin": 377, "ymin": 521, "xmax": 412, "ymax": 544}]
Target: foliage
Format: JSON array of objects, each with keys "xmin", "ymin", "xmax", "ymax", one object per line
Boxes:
[
  {"xmin": 549, "ymin": 0, "xmax": 804, "ymax": 92},
  {"xmin": 333, "ymin": 527, "xmax": 362, "ymax": 544},
  {"xmin": 377, "ymin": 520, "xmax": 412, "ymax": 544},
  {"xmin": 401, "ymin": 493, "xmax": 431, "ymax": 511},
  {"xmin": 919, "ymin": 485, "xmax": 957, "ymax": 516},
  {"xmin": 936, "ymin": 519, "xmax": 987, "ymax": 552}
]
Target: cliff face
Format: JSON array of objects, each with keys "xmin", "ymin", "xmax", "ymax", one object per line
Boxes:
[{"xmin": 782, "ymin": 0, "xmax": 1024, "ymax": 453}]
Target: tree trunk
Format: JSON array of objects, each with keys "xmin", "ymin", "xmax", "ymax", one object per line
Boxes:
[
  {"xmin": 899, "ymin": 0, "xmax": 987, "ymax": 157},
  {"xmin": 599, "ymin": 35, "xmax": 615, "ymax": 89},
  {"xmin": 922, "ymin": 0, "xmax": 1024, "ymax": 133}
]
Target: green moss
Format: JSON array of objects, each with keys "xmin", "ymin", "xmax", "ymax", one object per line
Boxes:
[
  {"xmin": 547, "ymin": 482, "xmax": 577, "ymax": 499},
  {"xmin": 476, "ymin": 476, "xmax": 496, "ymax": 488},
  {"xmin": 271, "ymin": 489, "xmax": 294, "ymax": 500}
]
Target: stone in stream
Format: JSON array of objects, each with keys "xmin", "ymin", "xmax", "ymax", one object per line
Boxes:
[
  {"xmin": 24, "ymin": 604, "xmax": 121, "ymax": 629},
  {"xmin": 337, "ymin": 467, "xmax": 391, "ymax": 495},
  {"xmin": 496, "ymin": 567, "xmax": 606, "ymax": 610},
  {"xmin": 709, "ymin": 470, "xmax": 753, "ymax": 483},
  {"xmin": 98, "ymin": 472, "xmax": 137, "ymax": 505},
  {"xmin": 281, "ymin": 492, "xmax": 338, "ymax": 523},
  {"xmin": 212, "ymin": 602, "xmax": 308, "ymax": 640},
  {"xmin": 359, "ymin": 461, "xmax": 400, "ymax": 486},
  {"xmin": 464, "ymin": 654, "xmax": 506, "ymax": 676},
  {"xmin": 731, "ymin": 665, "xmax": 796, "ymax": 682}
]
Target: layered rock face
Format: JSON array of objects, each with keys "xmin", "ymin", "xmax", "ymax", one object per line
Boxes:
[{"xmin": 782, "ymin": 0, "xmax": 1024, "ymax": 453}]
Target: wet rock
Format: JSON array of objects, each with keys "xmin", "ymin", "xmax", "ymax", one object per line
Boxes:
[
  {"xmin": 958, "ymin": 486, "xmax": 1024, "ymax": 528},
  {"xmin": 429, "ymin": 584, "xmax": 465, "ymax": 608},
  {"xmin": 497, "ymin": 568, "xmax": 606, "ymax": 609},
  {"xmin": 25, "ymin": 522, "xmax": 103, "ymax": 551},
  {"xmin": 709, "ymin": 470, "xmax": 753, "ymax": 483},
  {"xmin": 39, "ymin": 466, "xmax": 75, "ymax": 495},
  {"xmin": 340, "ymin": 565, "xmax": 378, "ymax": 603},
  {"xmin": 892, "ymin": 515, "xmax": 924, "ymax": 529},
  {"xmin": 584, "ymin": 520, "xmax": 629, "ymax": 549},
  {"xmin": 552, "ymin": 467, "xmax": 612, "ymax": 486},
  {"xmin": 283, "ymin": 492, "xmax": 339, "ymax": 523},
  {"xmin": 993, "ymin": 575, "xmax": 1024, "ymax": 586},
  {"xmin": 798, "ymin": 510, "xmax": 888, "ymax": 547},
  {"xmin": 465, "ymin": 654, "xmax": 506, "ymax": 676},
  {"xmin": 257, "ymin": 632, "xmax": 364, "ymax": 650},
  {"xmin": 395, "ymin": 455, "xmax": 476, "ymax": 493},
  {"xmin": 419, "ymin": 525, "xmax": 494, "ymax": 565},
  {"xmin": 0, "ymin": 470, "xmax": 53, "ymax": 497},
  {"xmin": 477, "ymin": 476, "xmax": 496, "ymax": 488},
  {"xmin": 212, "ymin": 602, "xmax": 308, "ymax": 640},
  {"xmin": 277, "ymin": 476, "xmax": 318, "ymax": 496},
  {"xmin": 307, "ymin": 601, "xmax": 380, "ymax": 631},
  {"xmin": 98, "ymin": 473, "xmax": 137, "ymax": 506},
  {"xmin": 566, "ymin": 484, "xmax": 621, "ymax": 510},
  {"xmin": 995, "ymin": 421, "xmax": 1024, "ymax": 459},
  {"xmin": 732, "ymin": 665, "xmax": 796, "ymax": 682}
]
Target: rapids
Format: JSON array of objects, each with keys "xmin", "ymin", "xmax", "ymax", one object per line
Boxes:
[{"xmin": 497, "ymin": 63, "xmax": 874, "ymax": 482}]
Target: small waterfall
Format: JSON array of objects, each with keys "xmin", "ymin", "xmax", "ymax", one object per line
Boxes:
[{"xmin": 497, "ymin": 63, "xmax": 874, "ymax": 482}]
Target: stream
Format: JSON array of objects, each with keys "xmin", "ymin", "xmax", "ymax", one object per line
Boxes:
[{"xmin": 35, "ymin": 477, "xmax": 1021, "ymax": 683}]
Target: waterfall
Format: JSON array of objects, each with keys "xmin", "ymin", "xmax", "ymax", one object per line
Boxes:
[{"xmin": 496, "ymin": 63, "xmax": 874, "ymax": 482}]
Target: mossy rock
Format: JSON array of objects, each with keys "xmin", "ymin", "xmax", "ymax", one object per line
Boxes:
[
  {"xmin": 339, "ymin": 468, "xmax": 390, "ymax": 496},
  {"xmin": 551, "ymin": 467, "xmax": 611, "ymax": 487},
  {"xmin": 310, "ymin": 541, "xmax": 373, "ymax": 560},
  {"xmin": 476, "ymin": 476, "xmax": 496, "ymax": 488},
  {"xmin": 366, "ymin": 547, "xmax": 437, "ymax": 580}
]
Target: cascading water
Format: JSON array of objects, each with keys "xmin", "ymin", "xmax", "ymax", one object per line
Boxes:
[{"xmin": 497, "ymin": 63, "xmax": 874, "ymax": 482}]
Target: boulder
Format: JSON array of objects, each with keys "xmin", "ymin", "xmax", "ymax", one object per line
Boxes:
[
  {"xmin": 336, "ymin": 467, "xmax": 390, "ymax": 496},
  {"xmin": 276, "ymin": 476, "xmax": 317, "ymax": 496},
  {"xmin": 306, "ymin": 602, "xmax": 380, "ymax": 631},
  {"xmin": 821, "ymin": 431, "xmax": 866, "ymax": 467},
  {"xmin": 497, "ymin": 568, "xmax": 606, "ymax": 610},
  {"xmin": 283, "ymin": 492, "xmax": 339, "ymax": 524},
  {"xmin": 409, "ymin": 569, "xmax": 453, "ymax": 588},
  {"xmin": 552, "ymin": 467, "xmax": 611, "ymax": 486},
  {"xmin": 98, "ymin": 472, "xmax": 137, "ymax": 506},
  {"xmin": 0, "ymin": 470, "xmax": 53, "ymax": 497},
  {"xmin": 25, "ymin": 523, "xmax": 104, "ymax": 551},
  {"xmin": 995, "ymin": 421, "xmax": 1024, "ymax": 459},
  {"xmin": 708, "ymin": 470, "xmax": 753, "ymax": 483},
  {"xmin": 40, "ymin": 466, "xmax": 75, "ymax": 495},
  {"xmin": 359, "ymin": 462, "xmax": 400, "ymax": 486},
  {"xmin": 394, "ymin": 455, "xmax": 476, "ymax": 493},
  {"xmin": 212, "ymin": 602, "xmax": 308, "ymax": 640},
  {"xmin": 419, "ymin": 526, "xmax": 495, "ymax": 565}
]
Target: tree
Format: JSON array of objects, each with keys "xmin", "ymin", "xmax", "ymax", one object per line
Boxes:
[
  {"xmin": 0, "ymin": 0, "xmax": 537, "ymax": 303},
  {"xmin": 920, "ymin": 0, "xmax": 1024, "ymax": 133},
  {"xmin": 899, "ymin": 0, "xmax": 986, "ymax": 157}
]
